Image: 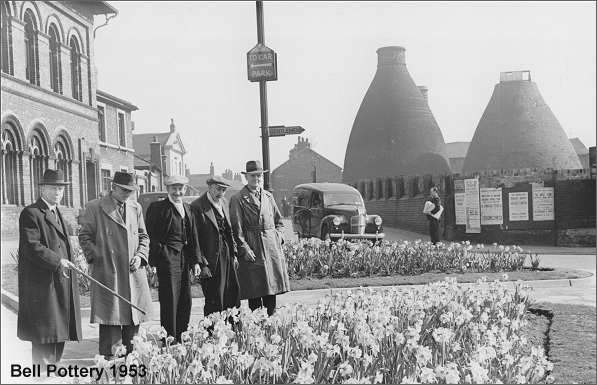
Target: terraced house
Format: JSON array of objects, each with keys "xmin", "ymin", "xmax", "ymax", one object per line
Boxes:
[{"xmin": 0, "ymin": 1, "xmax": 135, "ymax": 237}]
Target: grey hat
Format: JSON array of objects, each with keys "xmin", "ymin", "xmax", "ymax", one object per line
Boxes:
[
  {"xmin": 206, "ymin": 175, "xmax": 232, "ymax": 188},
  {"xmin": 165, "ymin": 175, "xmax": 189, "ymax": 186}
]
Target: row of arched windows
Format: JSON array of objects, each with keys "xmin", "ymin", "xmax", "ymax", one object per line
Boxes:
[
  {"xmin": 1, "ymin": 3, "xmax": 83, "ymax": 102},
  {"xmin": 1, "ymin": 118, "xmax": 74, "ymax": 207}
]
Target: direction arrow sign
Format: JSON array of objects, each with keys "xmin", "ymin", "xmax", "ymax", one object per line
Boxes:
[{"xmin": 268, "ymin": 125, "xmax": 305, "ymax": 137}]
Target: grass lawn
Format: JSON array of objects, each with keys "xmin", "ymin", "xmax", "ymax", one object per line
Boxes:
[
  {"xmin": 529, "ymin": 302, "xmax": 597, "ymax": 384},
  {"xmin": 1, "ymin": 264, "xmax": 590, "ymax": 308}
]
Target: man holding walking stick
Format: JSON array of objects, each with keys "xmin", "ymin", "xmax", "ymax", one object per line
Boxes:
[{"xmin": 79, "ymin": 172, "xmax": 152, "ymax": 359}]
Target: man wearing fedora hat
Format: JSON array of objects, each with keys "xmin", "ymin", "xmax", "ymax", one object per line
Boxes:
[
  {"xmin": 17, "ymin": 169, "xmax": 82, "ymax": 364},
  {"xmin": 79, "ymin": 171, "xmax": 152, "ymax": 358},
  {"xmin": 229, "ymin": 161, "xmax": 290, "ymax": 316},
  {"xmin": 146, "ymin": 175, "xmax": 203, "ymax": 343},
  {"xmin": 190, "ymin": 175, "xmax": 240, "ymax": 320}
]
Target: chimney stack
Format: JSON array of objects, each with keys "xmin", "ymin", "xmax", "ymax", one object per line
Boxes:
[
  {"xmin": 376, "ymin": 46, "xmax": 406, "ymax": 67},
  {"xmin": 210, "ymin": 162, "xmax": 214, "ymax": 176},
  {"xmin": 170, "ymin": 118, "xmax": 176, "ymax": 133}
]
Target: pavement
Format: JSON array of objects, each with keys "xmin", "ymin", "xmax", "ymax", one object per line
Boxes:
[{"xmin": 1, "ymin": 219, "xmax": 595, "ymax": 383}]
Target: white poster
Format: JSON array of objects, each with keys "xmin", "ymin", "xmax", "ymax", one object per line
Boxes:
[
  {"xmin": 455, "ymin": 193, "xmax": 466, "ymax": 225},
  {"xmin": 533, "ymin": 186, "xmax": 554, "ymax": 221},
  {"xmin": 464, "ymin": 178, "xmax": 481, "ymax": 233},
  {"xmin": 509, "ymin": 192, "xmax": 529, "ymax": 221},
  {"xmin": 480, "ymin": 188, "xmax": 503, "ymax": 225}
]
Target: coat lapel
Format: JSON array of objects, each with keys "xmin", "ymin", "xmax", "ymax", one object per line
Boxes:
[
  {"xmin": 37, "ymin": 199, "xmax": 66, "ymax": 237},
  {"xmin": 100, "ymin": 196, "xmax": 127, "ymax": 229},
  {"xmin": 201, "ymin": 194, "xmax": 219, "ymax": 231}
]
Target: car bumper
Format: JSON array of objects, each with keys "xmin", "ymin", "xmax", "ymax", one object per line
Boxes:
[{"xmin": 329, "ymin": 233, "xmax": 385, "ymax": 240}]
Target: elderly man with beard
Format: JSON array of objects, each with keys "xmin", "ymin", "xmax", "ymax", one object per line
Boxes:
[
  {"xmin": 146, "ymin": 175, "xmax": 202, "ymax": 343},
  {"xmin": 190, "ymin": 175, "xmax": 240, "ymax": 319},
  {"xmin": 17, "ymin": 169, "xmax": 82, "ymax": 365}
]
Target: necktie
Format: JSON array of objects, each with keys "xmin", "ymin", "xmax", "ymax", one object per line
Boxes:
[
  {"xmin": 51, "ymin": 209, "xmax": 58, "ymax": 223},
  {"xmin": 119, "ymin": 203, "xmax": 126, "ymax": 223}
]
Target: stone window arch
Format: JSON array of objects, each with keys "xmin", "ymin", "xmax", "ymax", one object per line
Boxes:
[
  {"xmin": 1, "ymin": 121, "xmax": 23, "ymax": 205},
  {"xmin": 24, "ymin": 8, "xmax": 39, "ymax": 85},
  {"xmin": 1, "ymin": 2, "xmax": 14, "ymax": 75},
  {"xmin": 29, "ymin": 128, "xmax": 49, "ymax": 200},
  {"xmin": 69, "ymin": 35, "xmax": 82, "ymax": 101},
  {"xmin": 54, "ymin": 135, "xmax": 72, "ymax": 206},
  {"xmin": 48, "ymin": 23, "xmax": 62, "ymax": 94}
]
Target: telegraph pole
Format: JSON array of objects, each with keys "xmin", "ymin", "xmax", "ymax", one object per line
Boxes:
[{"xmin": 256, "ymin": 1, "xmax": 271, "ymax": 190}]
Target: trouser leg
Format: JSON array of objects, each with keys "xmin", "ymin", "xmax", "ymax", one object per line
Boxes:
[
  {"xmin": 262, "ymin": 295, "xmax": 276, "ymax": 316},
  {"xmin": 121, "ymin": 324, "xmax": 140, "ymax": 354},
  {"xmin": 248, "ymin": 297, "xmax": 262, "ymax": 312},
  {"xmin": 176, "ymin": 267, "xmax": 192, "ymax": 341},
  {"xmin": 157, "ymin": 268, "xmax": 178, "ymax": 340},
  {"xmin": 31, "ymin": 342, "xmax": 65, "ymax": 365},
  {"xmin": 99, "ymin": 325, "xmax": 122, "ymax": 358}
]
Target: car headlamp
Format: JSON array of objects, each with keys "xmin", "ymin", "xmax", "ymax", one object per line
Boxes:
[
  {"xmin": 332, "ymin": 217, "xmax": 341, "ymax": 226},
  {"xmin": 374, "ymin": 216, "xmax": 382, "ymax": 226}
]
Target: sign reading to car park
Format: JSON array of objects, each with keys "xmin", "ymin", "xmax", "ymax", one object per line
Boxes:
[
  {"xmin": 268, "ymin": 125, "xmax": 305, "ymax": 137},
  {"xmin": 247, "ymin": 44, "xmax": 277, "ymax": 82}
]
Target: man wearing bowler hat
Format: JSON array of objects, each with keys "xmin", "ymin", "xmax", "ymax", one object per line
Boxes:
[
  {"xmin": 190, "ymin": 175, "xmax": 240, "ymax": 319},
  {"xmin": 17, "ymin": 169, "xmax": 82, "ymax": 364},
  {"xmin": 229, "ymin": 160, "xmax": 290, "ymax": 316},
  {"xmin": 146, "ymin": 175, "xmax": 202, "ymax": 343},
  {"xmin": 79, "ymin": 171, "xmax": 151, "ymax": 358}
]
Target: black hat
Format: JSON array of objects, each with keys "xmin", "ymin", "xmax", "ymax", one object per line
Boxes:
[
  {"xmin": 206, "ymin": 175, "xmax": 232, "ymax": 188},
  {"xmin": 111, "ymin": 171, "xmax": 138, "ymax": 191},
  {"xmin": 241, "ymin": 160, "xmax": 268, "ymax": 175},
  {"xmin": 39, "ymin": 169, "xmax": 70, "ymax": 185}
]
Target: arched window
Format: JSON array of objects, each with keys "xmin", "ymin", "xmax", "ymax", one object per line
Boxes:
[
  {"xmin": 48, "ymin": 24, "xmax": 62, "ymax": 94},
  {"xmin": 55, "ymin": 135, "xmax": 72, "ymax": 206},
  {"xmin": 1, "ymin": 122, "xmax": 23, "ymax": 205},
  {"xmin": 70, "ymin": 36, "xmax": 82, "ymax": 101},
  {"xmin": 1, "ymin": 2, "xmax": 13, "ymax": 75},
  {"xmin": 24, "ymin": 9, "xmax": 39, "ymax": 85},
  {"xmin": 29, "ymin": 129, "xmax": 49, "ymax": 200}
]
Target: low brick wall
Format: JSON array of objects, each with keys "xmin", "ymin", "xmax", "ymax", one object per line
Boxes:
[{"xmin": 2, "ymin": 205, "xmax": 79, "ymax": 240}]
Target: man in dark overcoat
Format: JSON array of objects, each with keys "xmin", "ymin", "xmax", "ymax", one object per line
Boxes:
[
  {"xmin": 79, "ymin": 172, "xmax": 152, "ymax": 358},
  {"xmin": 229, "ymin": 160, "xmax": 290, "ymax": 316},
  {"xmin": 17, "ymin": 169, "xmax": 82, "ymax": 364},
  {"xmin": 190, "ymin": 176, "xmax": 240, "ymax": 318},
  {"xmin": 145, "ymin": 175, "xmax": 202, "ymax": 343}
]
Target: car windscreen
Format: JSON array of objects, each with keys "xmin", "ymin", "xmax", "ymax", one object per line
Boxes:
[{"xmin": 324, "ymin": 192, "xmax": 364, "ymax": 207}]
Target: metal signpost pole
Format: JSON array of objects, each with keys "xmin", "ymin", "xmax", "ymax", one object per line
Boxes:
[{"xmin": 256, "ymin": 1, "xmax": 271, "ymax": 191}]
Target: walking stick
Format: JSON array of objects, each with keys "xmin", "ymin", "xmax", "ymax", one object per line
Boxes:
[{"xmin": 69, "ymin": 264, "xmax": 147, "ymax": 315}]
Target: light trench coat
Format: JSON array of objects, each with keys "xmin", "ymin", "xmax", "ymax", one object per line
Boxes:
[
  {"xmin": 229, "ymin": 186, "xmax": 290, "ymax": 299},
  {"xmin": 78, "ymin": 195, "xmax": 152, "ymax": 325}
]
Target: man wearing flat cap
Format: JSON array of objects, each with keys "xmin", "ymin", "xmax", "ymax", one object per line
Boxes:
[
  {"xmin": 190, "ymin": 175, "xmax": 240, "ymax": 319},
  {"xmin": 229, "ymin": 161, "xmax": 290, "ymax": 316},
  {"xmin": 145, "ymin": 175, "xmax": 203, "ymax": 343},
  {"xmin": 18, "ymin": 169, "xmax": 82, "ymax": 364},
  {"xmin": 79, "ymin": 171, "xmax": 151, "ymax": 358}
]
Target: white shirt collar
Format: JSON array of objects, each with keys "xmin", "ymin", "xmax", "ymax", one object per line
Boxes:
[
  {"xmin": 168, "ymin": 195, "xmax": 185, "ymax": 217},
  {"xmin": 41, "ymin": 197, "xmax": 57, "ymax": 212},
  {"xmin": 207, "ymin": 192, "xmax": 224, "ymax": 215}
]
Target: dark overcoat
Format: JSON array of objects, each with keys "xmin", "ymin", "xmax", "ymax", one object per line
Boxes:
[
  {"xmin": 78, "ymin": 195, "xmax": 152, "ymax": 325},
  {"xmin": 145, "ymin": 198, "xmax": 201, "ymax": 269},
  {"xmin": 229, "ymin": 186, "xmax": 290, "ymax": 299},
  {"xmin": 190, "ymin": 193, "xmax": 240, "ymax": 311},
  {"xmin": 17, "ymin": 199, "xmax": 82, "ymax": 344}
]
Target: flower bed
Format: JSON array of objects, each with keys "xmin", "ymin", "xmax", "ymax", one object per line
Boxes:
[
  {"xmin": 88, "ymin": 278, "xmax": 552, "ymax": 384},
  {"xmin": 285, "ymin": 238, "xmax": 539, "ymax": 279}
]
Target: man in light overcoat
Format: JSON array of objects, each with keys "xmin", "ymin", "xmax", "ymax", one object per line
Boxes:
[
  {"xmin": 78, "ymin": 172, "xmax": 151, "ymax": 358},
  {"xmin": 17, "ymin": 169, "xmax": 82, "ymax": 364},
  {"xmin": 229, "ymin": 160, "xmax": 290, "ymax": 316}
]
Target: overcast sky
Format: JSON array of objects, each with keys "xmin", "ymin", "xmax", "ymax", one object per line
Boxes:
[{"xmin": 93, "ymin": 1, "xmax": 596, "ymax": 175}]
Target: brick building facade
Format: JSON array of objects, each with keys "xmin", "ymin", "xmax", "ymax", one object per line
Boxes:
[
  {"xmin": 0, "ymin": 1, "xmax": 133, "ymax": 238},
  {"xmin": 271, "ymin": 137, "xmax": 342, "ymax": 210}
]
